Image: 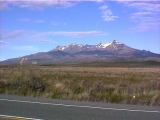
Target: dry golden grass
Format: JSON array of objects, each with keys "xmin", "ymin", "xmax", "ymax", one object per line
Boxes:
[
  {"xmin": 0, "ymin": 117, "xmax": 25, "ymax": 120},
  {"xmin": 0, "ymin": 66, "xmax": 160, "ymax": 105},
  {"xmin": 31, "ymin": 66, "xmax": 160, "ymax": 73}
]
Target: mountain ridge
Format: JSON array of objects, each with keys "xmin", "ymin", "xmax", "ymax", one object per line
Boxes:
[{"xmin": 1, "ymin": 40, "xmax": 160, "ymax": 65}]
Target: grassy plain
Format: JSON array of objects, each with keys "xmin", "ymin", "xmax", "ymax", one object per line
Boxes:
[
  {"xmin": 0, "ymin": 65, "xmax": 160, "ymax": 105},
  {"xmin": 0, "ymin": 117, "xmax": 25, "ymax": 120}
]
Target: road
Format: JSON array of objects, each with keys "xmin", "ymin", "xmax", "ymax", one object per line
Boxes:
[{"xmin": 0, "ymin": 94, "xmax": 160, "ymax": 120}]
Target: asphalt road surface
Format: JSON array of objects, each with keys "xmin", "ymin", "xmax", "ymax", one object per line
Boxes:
[{"xmin": 0, "ymin": 94, "xmax": 160, "ymax": 120}]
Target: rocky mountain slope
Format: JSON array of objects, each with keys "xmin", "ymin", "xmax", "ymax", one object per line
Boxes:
[{"xmin": 1, "ymin": 40, "xmax": 160, "ymax": 65}]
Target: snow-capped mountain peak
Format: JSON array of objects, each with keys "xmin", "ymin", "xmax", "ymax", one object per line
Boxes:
[
  {"xmin": 55, "ymin": 44, "xmax": 84, "ymax": 51},
  {"xmin": 111, "ymin": 40, "xmax": 123, "ymax": 45},
  {"xmin": 1, "ymin": 40, "xmax": 160, "ymax": 65},
  {"xmin": 55, "ymin": 46, "xmax": 67, "ymax": 51},
  {"xmin": 69, "ymin": 44, "xmax": 84, "ymax": 47},
  {"xmin": 55, "ymin": 40, "xmax": 124, "ymax": 52},
  {"xmin": 96, "ymin": 42, "xmax": 112, "ymax": 48}
]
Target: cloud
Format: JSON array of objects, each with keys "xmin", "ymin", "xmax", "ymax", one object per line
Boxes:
[
  {"xmin": 0, "ymin": 30, "xmax": 25, "ymax": 40},
  {"xmin": 0, "ymin": 40, "xmax": 9, "ymax": 49},
  {"xmin": 0, "ymin": 0, "xmax": 112, "ymax": 24},
  {"xmin": 99, "ymin": 5, "xmax": 118, "ymax": 22},
  {"xmin": 32, "ymin": 31, "xmax": 107, "ymax": 39},
  {"xmin": 0, "ymin": 30, "xmax": 106, "ymax": 53},
  {"xmin": 116, "ymin": 0, "xmax": 160, "ymax": 32},
  {"xmin": 0, "ymin": 1, "xmax": 8, "ymax": 10},
  {"xmin": 0, "ymin": 40, "xmax": 8, "ymax": 45},
  {"xmin": 0, "ymin": 30, "xmax": 107, "ymax": 42},
  {"xmin": 130, "ymin": 21, "xmax": 160, "ymax": 32},
  {"xmin": 121, "ymin": 1, "xmax": 160, "ymax": 12},
  {"xmin": 0, "ymin": 0, "xmax": 104, "ymax": 10},
  {"xmin": 0, "ymin": 0, "xmax": 74, "ymax": 10},
  {"xmin": 0, "ymin": 40, "xmax": 8, "ymax": 44},
  {"xmin": 18, "ymin": 18, "xmax": 45, "ymax": 23},
  {"xmin": 12, "ymin": 45, "xmax": 39, "ymax": 52}
]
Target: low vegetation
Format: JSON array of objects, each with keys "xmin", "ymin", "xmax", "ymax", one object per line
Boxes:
[
  {"xmin": 0, "ymin": 117, "xmax": 25, "ymax": 120},
  {"xmin": 0, "ymin": 65, "xmax": 160, "ymax": 106}
]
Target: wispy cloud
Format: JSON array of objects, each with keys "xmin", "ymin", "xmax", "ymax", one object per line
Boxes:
[
  {"xmin": 35, "ymin": 31, "xmax": 106, "ymax": 38},
  {"xmin": 0, "ymin": 40, "xmax": 9, "ymax": 49},
  {"xmin": 0, "ymin": 1, "xmax": 8, "ymax": 10},
  {"xmin": 115, "ymin": 0, "xmax": 160, "ymax": 32},
  {"xmin": 0, "ymin": 30, "xmax": 107, "ymax": 41},
  {"xmin": 122, "ymin": 1, "xmax": 160, "ymax": 12},
  {"xmin": 99, "ymin": 5, "xmax": 118, "ymax": 22},
  {"xmin": 0, "ymin": 30, "xmax": 25, "ymax": 40},
  {"xmin": 0, "ymin": 40, "xmax": 8, "ymax": 45},
  {"xmin": 18, "ymin": 18, "xmax": 45, "ymax": 24},
  {"xmin": 0, "ymin": 30, "xmax": 106, "ymax": 52},
  {"xmin": 0, "ymin": 0, "xmax": 112, "ymax": 24},
  {"xmin": 0, "ymin": 0, "xmax": 104, "ymax": 10},
  {"xmin": 12, "ymin": 45, "xmax": 39, "ymax": 52},
  {"xmin": 129, "ymin": 19, "xmax": 160, "ymax": 32},
  {"xmin": 0, "ymin": 0, "xmax": 74, "ymax": 10},
  {"xmin": 130, "ymin": 12, "xmax": 160, "ymax": 32}
]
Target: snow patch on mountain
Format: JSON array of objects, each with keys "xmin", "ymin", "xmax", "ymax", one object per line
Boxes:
[
  {"xmin": 96, "ymin": 42, "xmax": 112, "ymax": 48},
  {"xmin": 55, "ymin": 40, "xmax": 124, "ymax": 51},
  {"xmin": 55, "ymin": 44, "xmax": 84, "ymax": 51},
  {"xmin": 112, "ymin": 40, "xmax": 123, "ymax": 45},
  {"xmin": 55, "ymin": 46, "xmax": 67, "ymax": 51}
]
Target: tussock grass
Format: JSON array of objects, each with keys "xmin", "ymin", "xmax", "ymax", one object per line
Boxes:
[
  {"xmin": 0, "ymin": 66, "xmax": 160, "ymax": 105},
  {"xmin": 0, "ymin": 117, "xmax": 26, "ymax": 120}
]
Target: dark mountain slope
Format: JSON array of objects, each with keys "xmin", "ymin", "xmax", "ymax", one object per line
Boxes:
[{"xmin": 1, "ymin": 40, "xmax": 160, "ymax": 65}]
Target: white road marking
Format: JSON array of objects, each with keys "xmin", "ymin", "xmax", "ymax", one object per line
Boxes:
[
  {"xmin": 0, "ymin": 114, "xmax": 43, "ymax": 120},
  {"xmin": 0, "ymin": 98, "xmax": 160, "ymax": 113}
]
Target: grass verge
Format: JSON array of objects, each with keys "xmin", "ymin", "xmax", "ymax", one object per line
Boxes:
[{"xmin": 0, "ymin": 65, "xmax": 160, "ymax": 106}]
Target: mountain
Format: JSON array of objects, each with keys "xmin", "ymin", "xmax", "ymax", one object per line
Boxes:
[{"xmin": 1, "ymin": 40, "xmax": 160, "ymax": 65}]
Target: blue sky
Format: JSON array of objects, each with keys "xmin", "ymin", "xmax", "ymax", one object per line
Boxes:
[{"xmin": 0, "ymin": 0, "xmax": 160, "ymax": 60}]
